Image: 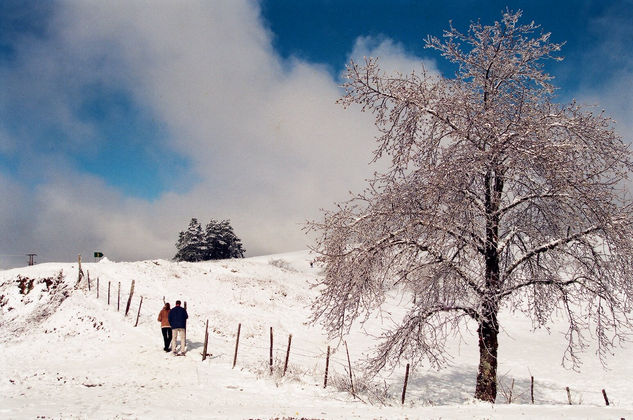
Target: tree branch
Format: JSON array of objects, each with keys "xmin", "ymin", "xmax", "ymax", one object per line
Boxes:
[
  {"xmin": 503, "ymin": 225, "xmax": 601, "ymax": 280},
  {"xmin": 497, "ymin": 192, "xmax": 570, "ymax": 217},
  {"xmin": 498, "ymin": 278, "xmax": 579, "ymax": 299}
]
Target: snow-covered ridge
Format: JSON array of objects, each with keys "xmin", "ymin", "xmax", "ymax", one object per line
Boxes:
[{"xmin": 1, "ymin": 251, "xmax": 632, "ymax": 419}]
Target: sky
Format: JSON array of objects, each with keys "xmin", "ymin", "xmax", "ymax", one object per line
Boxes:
[{"xmin": 0, "ymin": 0, "xmax": 631, "ymax": 267}]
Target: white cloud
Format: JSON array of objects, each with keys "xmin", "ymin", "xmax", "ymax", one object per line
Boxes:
[
  {"xmin": 347, "ymin": 35, "xmax": 439, "ymax": 77},
  {"xmin": 2, "ymin": 2, "xmax": 629, "ymax": 267},
  {"xmin": 0, "ymin": 1, "xmax": 444, "ymax": 265}
]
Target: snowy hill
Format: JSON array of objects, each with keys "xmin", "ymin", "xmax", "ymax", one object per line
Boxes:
[{"xmin": 1, "ymin": 251, "xmax": 632, "ymax": 419}]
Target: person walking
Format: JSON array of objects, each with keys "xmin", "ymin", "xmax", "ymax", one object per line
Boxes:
[
  {"xmin": 168, "ymin": 300, "xmax": 188, "ymax": 355},
  {"xmin": 157, "ymin": 302, "xmax": 172, "ymax": 352}
]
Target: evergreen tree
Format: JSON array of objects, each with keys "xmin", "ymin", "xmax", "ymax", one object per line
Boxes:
[
  {"xmin": 204, "ymin": 219, "xmax": 245, "ymax": 260},
  {"xmin": 174, "ymin": 218, "xmax": 245, "ymax": 262},
  {"xmin": 174, "ymin": 218, "xmax": 206, "ymax": 262}
]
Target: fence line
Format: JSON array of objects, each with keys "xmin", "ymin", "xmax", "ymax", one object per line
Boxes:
[{"xmin": 80, "ymin": 273, "xmax": 624, "ymax": 408}]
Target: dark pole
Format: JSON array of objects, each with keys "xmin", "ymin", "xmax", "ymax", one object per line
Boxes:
[
  {"xmin": 283, "ymin": 334, "xmax": 292, "ymax": 376},
  {"xmin": 269, "ymin": 327, "xmax": 274, "ymax": 375},
  {"xmin": 324, "ymin": 346, "xmax": 330, "ymax": 388},
  {"xmin": 233, "ymin": 323, "xmax": 241, "ymax": 369}
]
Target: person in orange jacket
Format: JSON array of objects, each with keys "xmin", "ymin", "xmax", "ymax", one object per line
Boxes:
[{"xmin": 157, "ymin": 302, "xmax": 172, "ymax": 352}]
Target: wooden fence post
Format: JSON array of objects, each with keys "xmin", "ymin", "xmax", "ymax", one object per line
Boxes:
[
  {"xmin": 283, "ymin": 334, "xmax": 292, "ymax": 376},
  {"xmin": 125, "ymin": 280, "xmax": 135, "ymax": 317},
  {"xmin": 134, "ymin": 296, "xmax": 143, "ymax": 327},
  {"xmin": 117, "ymin": 282, "xmax": 121, "ymax": 311},
  {"xmin": 202, "ymin": 320, "xmax": 209, "ymax": 361},
  {"xmin": 269, "ymin": 327, "xmax": 274, "ymax": 375},
  {"xmin": 602, "ymin": 389, "xmax": 610, "ymax": 406},
  {"xmin": 87, "ymin": 270, "xmax": 91, "ymax": 291},
  {"xmin": 324, "ymin": 346, "xmax": 330, "ymax": 388},
  {"xmin": 96, "ymin": 277, "xmax": 99, "ymax": 299},
  {"xmin": 566, "ymin": 386, "xmax": 572, "ymax": 405},
  {"xmin": 531, "ymin": 376, "xmax": 534, "ymax": 404},
  {"xmin": 233, "ymin": 323, "xmax": 241, "ymax": 369},
  {"xmin": 345, "ymin": 341, "xmax": 355, "ymax": 399},
  {"xmin": 401, "ymin": 363, "xmax": 410, "ymax": 405},
  {"xmin": 77, "ymin": 254, "xmax": 83, "ymax": 286},
  {"xmin": 107, "ymin": 281, "xmax": 111, "ymax": 305}
]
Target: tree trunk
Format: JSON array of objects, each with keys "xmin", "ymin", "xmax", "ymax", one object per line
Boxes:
[
  {"xmin": 476, "ymin": 169, "xmax": 503, "ymax": 402},
  {"xmin": 475, "ymin": 310, "xmax": 499, "ymax": 402}
]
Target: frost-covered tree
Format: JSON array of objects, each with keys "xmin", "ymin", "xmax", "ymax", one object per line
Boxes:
[
  {"xmin": 174, "ymin": 218, "xmax": 206, "ymax": 262},
  {"xmin": 309, "ymin": 11, "xmax": 633, "ymax": 402},
  {"xmin": 204, "ymin": 219, "xmax": 245, "ymax": 260}
]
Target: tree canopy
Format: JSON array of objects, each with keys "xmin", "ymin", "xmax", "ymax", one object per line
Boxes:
[
  {"xmin": 309, "ymin": 11, "xmax": 633, "ymax": 402},
  {"xmin": 174, "ymin": 218, "xmax": 245, "ymax": 262},
  {"xmin": 174, "ymin": 218, "xmax": 205, "ymax": 262}
]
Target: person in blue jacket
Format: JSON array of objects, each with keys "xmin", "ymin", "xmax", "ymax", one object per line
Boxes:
[{"xmin": 168, "ymin": 300, "xmax": 188, "ymax": 355}]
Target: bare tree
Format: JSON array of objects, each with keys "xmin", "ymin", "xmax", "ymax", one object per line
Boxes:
[{"xmin": 309, "ymin": 11, "xmax": 633, "ymax": 403}]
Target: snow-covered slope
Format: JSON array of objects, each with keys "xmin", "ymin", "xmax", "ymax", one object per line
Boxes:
[{"xmin": 0, "ymin": 251, "xmax": 631, "ymax": 419}]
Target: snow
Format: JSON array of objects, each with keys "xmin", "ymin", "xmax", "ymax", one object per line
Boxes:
[{"xmin": 1, "ymin": 251, "xmax": 631, "ymax": 419}]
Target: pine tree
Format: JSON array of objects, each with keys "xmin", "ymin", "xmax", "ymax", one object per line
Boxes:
[
  {"xmin": 174, "ymin": 218, "xmax": 245, "ymax": 262},
  {"xmin": 174, "ymin": 218, "xmax": 206, "ymax": 262},
  {"xmin": 204, "ymin": 219, "xmax": 245, "ymax": 260}
]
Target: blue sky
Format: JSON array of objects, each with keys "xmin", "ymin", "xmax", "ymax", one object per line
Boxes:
[
  {"xmin": 262, "ymin": 0, "xmax": 623, "ymax": 93},
  {"xmin": 0, "ymin": 1, "xmax": 631, "ymax": 266}
]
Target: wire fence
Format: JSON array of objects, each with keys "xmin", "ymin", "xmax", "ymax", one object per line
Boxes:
[{"xmin": 79, "ymin": 270, "xmax": 624, "ymax": 408}]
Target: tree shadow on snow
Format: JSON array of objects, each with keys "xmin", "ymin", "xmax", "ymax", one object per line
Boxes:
[
  {"xmin": 404, "ymin": 367, "xmax": 476, "ymax": 405},
  {"xmin": 404, "ymin": 367, "xmax": 567, "ymax": 405}
]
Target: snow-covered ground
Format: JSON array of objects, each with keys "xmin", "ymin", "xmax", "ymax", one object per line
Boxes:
[{"xmin": 0, "ymin": 251, "xmax": 631, "ymax": 419}]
